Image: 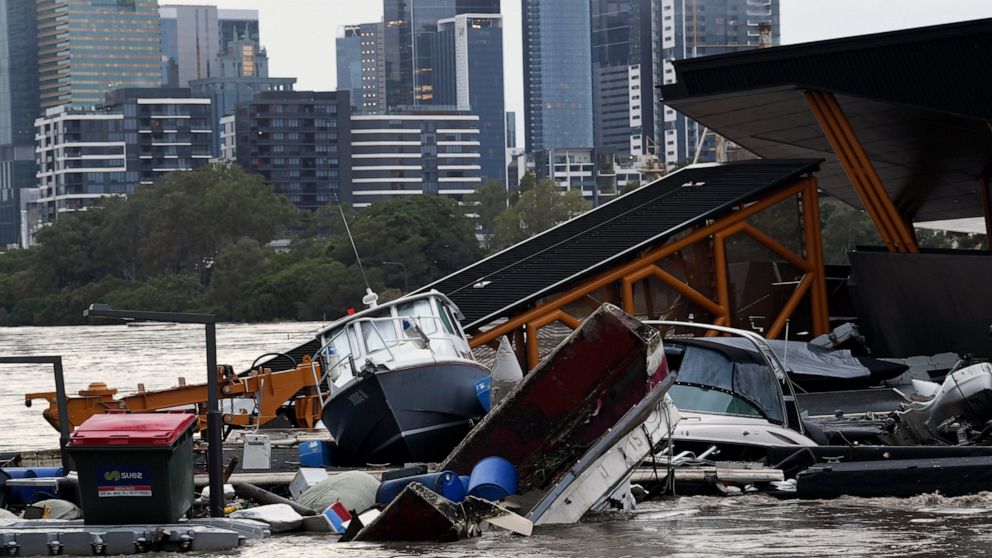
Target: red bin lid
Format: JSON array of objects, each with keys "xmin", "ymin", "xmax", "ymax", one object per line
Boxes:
[{"xmin": 68, "ymin": 413, "xmax": 196, "ymax": 446}]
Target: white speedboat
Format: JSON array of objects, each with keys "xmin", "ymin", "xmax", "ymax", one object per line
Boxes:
[{"xmin": 644, "ymin": 322, "xmax": 820, "ymax": 462}]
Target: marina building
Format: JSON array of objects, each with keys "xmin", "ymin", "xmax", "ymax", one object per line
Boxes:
[
  {"xmin": 234, "ymin": 91, "xmax": 352, "ymax": 210},
  {"xmin": 36, "ymin": 0, "xmax": 162, "ymax": 110},
  {"xmin": 350, "ymin": 111, "xmax": 482, "ymax": 208},
  {"xmin": 25, "ymin": 88, "xmax": 212, "ymax": 246}
]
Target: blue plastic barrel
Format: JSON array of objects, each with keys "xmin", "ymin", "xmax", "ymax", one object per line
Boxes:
[
  {"xmin": 467, "ymin": 457, "xmax": 517, "ymax": 501},
  {"xmin": 375, "ymin": 471, "xmax": 466, "ymax": 505},
  {"xmin": 474, "ymin": 377, "xmax": 492, "ymax": 412},
  {"xmin": 459, "ymin": 475, "xmax": 471, "ymax": 493},
  {"xmin": 299, "ymin": 440, "xmax": 334, "ymax": 467},
  {"xmin": 3, "ymin": 467, "xmax": 64, "ymax": 505}
]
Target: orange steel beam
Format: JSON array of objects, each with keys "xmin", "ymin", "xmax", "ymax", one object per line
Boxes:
[
  {"xmin": 469, "ymin": 178, "xmax": 812, "ymax": 349},
  {"xmin": 767, "ymin": 273, "xmax": 814, "ymax": 339},
  {"xmin": 713, "ymin": 233, "xmax": 731, "ymax": 322},
  {"xmin": 525, "ymin": 324, "xmax": 539, "ymax": 369},
  {"xmin": 805, "ymin": 91, "xmax": 901, "ymax": 252},
  {"xmin": 802, "ymin": 181, "xmax": 831, "ymax": 335},
  {"xmin": 818, "ymin": 93, "xmax": 919, "ymax": 253},
  {"xmin": 647, "ymin": 265, "xmax": 727, "ymax": 319},
  {"xmin": 621, "ymin": 278, "xmax": 635, "ymax": 314},
  {"xmin": 740, "ymin": 223, "xmax": 812, "ymax": 273}
]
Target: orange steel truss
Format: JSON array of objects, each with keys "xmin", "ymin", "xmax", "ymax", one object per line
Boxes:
[
  {"xmin": 804, "ymin": 90, "xmax": 919, "ymax": 253},
  {"xmin": 469, "ymin": 176, "xmax": 831, "ymax": 369}
]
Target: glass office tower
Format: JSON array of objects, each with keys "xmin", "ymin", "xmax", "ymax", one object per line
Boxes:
[
  {"xmin": 36, "ymin": 0, "xmax": 162, "ymax": 109},
  {"xmin": 0, "ymin": 0, "xmax": 38, "ymax": 246},
  {"xmin": 382, "ymin": 0, "xmax": 499, "ymax": 109},
  {"xmin": 522, "ymin": 0, "xmax": 594, "ymax": 152},
  {"xmin": 435, "ymin": 14, "xmax": 505, "ymax": 184}
]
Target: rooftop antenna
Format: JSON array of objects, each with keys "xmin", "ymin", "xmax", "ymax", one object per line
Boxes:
[{"xmin": 335, "ymin": 196, "xmax": 377, "ymax": 308}]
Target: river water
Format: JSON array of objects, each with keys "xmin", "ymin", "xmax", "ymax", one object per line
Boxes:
[{"xmin": 1, "ymin": 323, "xmax": 990, "ymax": 557}]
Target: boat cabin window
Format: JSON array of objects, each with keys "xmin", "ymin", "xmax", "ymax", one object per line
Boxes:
[
  {"xmin": 362, "ymin": 309, "xmax": 398, "ymax": 353},
  {"xmin": 325, "ymin": 324, "xmax": 361, "ymax": 373},
  {"xmin": 435, "ymin": 300, "xmax": 457, "ymax": 335},
  {"xmin": 669, "ymin": 344, "xmax": 785, "ymax": 424},
  {"xmin": 397, "ymin": 299, "xmax": 438, "ymax": 334}
]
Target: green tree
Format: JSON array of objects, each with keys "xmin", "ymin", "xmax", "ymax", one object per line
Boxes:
[
  {"xmin": 339, "ymin": 196, "xmax": 482, "ymax": 291},
  {"xmin": 467, "ymin": 180, "xmax": 508, "ymax": 247},
  {"xmin": 510, "ymin": 172, "xmax": 537, "ymax": 205},
  {"xmin": 819, "ymin": 198, "xmax": 884, "ymax": 264},
  {"xmin": 492, "ymin": 177, "xmax": 591, "ymax": 249},
  {"xmin": 207, "ymin": 237, "xmax": 273, "ymax": 319}
]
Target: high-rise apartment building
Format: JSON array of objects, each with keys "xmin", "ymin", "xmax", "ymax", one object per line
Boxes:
[
  {"xmin": 234, "ymin": 91, "xmax": 352, "ymax": 210},
  {"xmin": 36, "ymin": 0, "xmax": 162, "ymax": 110},
  {"xmin": 350, "ymin": 111, "xmax": 482, "ymax": 207},
  {"xmin": 435, "ymin": 14, "xmax": 505, "ymax": 184},
  {"xmin": 381, "ymin": 0, "xmax": 500, "ymax": 109},
  {"xmin": 0, "ymin": 0, "xmax": 39, "ymax": 247},
  {"xmin": 336, "ymin": 23, "xmax": 385, "ymax": 115},
  {"xmin": 658, "ymin": 0, "xmax": 779, "ymax": 165},
  {"xmin": 26, "ymin": 88, "xmax": 212, "ymax": 246},
  {"xmin": 590, "ymin": 0, "xmax": 657, "ymax": 156},
  {"xmin": 159, "ymin": 5, "xmax": 220, "ymax": 88},
  {"xmin": 522, "ymin": 0, "xmax": 594, "ymax": 152}
]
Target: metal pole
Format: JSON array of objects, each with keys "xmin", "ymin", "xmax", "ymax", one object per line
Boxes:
[
  {"xmin": 1, "ymin": 356, "xmax": 72, "ymax": 472},
  {"xmin": 205, "ymin": 322, "xmax": 224, "ymax": 518},
  {"xmin": 52, "ymin": 357, "xmax": 71, "ymax": 471}
]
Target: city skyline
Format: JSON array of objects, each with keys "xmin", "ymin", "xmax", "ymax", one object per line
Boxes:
[{"xmin": 161, "ymin": 0, "xmax": 992, "ymax": 149}]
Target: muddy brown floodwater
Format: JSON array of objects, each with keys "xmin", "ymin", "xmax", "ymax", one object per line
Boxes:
[{"xmin": 2, "ymin": 324, "xmax": 991, "ymax": 557}]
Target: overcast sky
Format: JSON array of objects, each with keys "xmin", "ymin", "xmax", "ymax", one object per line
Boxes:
[{"xmin": 174, "ymin": 0, "xmax": 992, "ymax": 136}]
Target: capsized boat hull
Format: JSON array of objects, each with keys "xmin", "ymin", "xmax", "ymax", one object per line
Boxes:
[
  {"xmin": 322, "ymin": 361, "xmax": 490, "ymax": 465},
  {"xmin": 441, "ymin": 304, "xmax": 672, "ymax": 494}
]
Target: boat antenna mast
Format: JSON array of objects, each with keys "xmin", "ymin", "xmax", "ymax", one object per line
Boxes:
[{"xmin": 335, "ymin": 198, "xmax": 377, "ymax": 308}]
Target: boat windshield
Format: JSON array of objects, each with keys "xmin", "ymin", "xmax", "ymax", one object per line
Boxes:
[
  {"xmin": 397, "ymin": 299, "xmax": 437, "ymax": 334},
  {"xmin": 668, "ymin": 343, "xmax": 785, "ymax": 424},
  {"xmin": 668, "ymin": 385, "xmax": 765, "ymax": 418},
  {"xmin": 361, "ymin": 310, "xmax": 398, "ymax": 353}
]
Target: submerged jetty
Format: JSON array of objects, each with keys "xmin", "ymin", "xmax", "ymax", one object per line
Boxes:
[{"xmin": 2, "ymin": 17, "xmax": 992, "ymax": 555}]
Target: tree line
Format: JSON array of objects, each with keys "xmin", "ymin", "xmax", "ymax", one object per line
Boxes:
[
  {"xmin": 1, "ymin": 163, "xmax": 982, "ymax": 326},
  {"xmin": 0, "ymin": 164, "xmax": 485, "ymax": 326}
]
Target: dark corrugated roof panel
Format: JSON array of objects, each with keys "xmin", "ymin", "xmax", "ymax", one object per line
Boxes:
[
  {"xmin": 417, "ymin": 159, "xmax": 822, "ymax": 330},
  {"xmin": 662, "ymin": 18, "xmax": 992, "ymax": 120}
]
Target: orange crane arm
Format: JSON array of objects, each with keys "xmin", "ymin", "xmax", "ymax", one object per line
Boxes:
[{"xmin": 25, "ymin": 358, "xmax": 327, "ymax": 433}]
